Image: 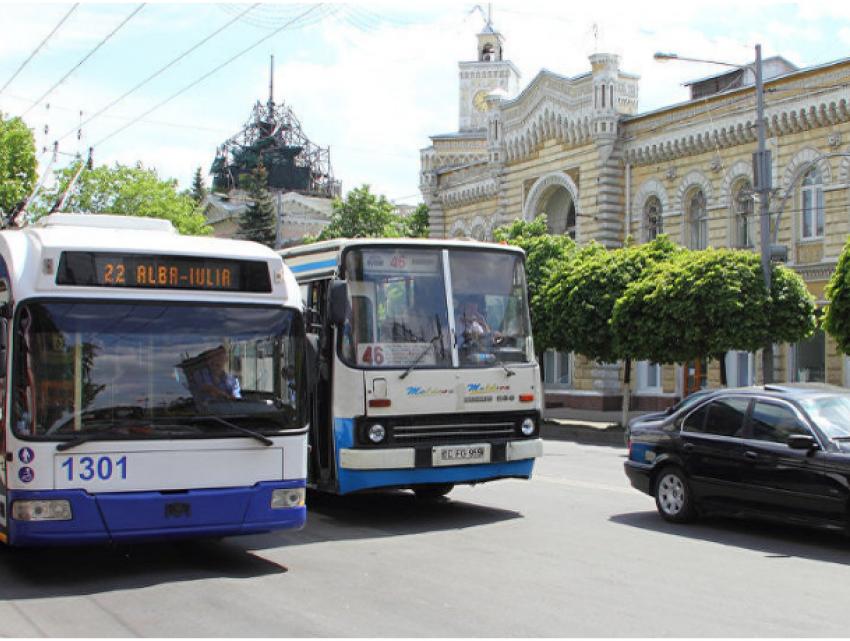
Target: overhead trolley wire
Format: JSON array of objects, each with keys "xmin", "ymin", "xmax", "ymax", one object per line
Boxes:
[
  {"xmin": 92, "ymin": 3, "xmax": 325, "ymax": 149},
  {"xmin": 20, "ymin": 3, "xmax": 146, "ymax": 119},
  {"xmin": 0, "ymin": 4, "xmax": 79, "ymax": 99},
  {"xmin": 56, "ymin": 3, "xmax": 260, "ymax": 144}
]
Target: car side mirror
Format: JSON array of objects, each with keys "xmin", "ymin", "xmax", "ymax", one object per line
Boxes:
[{"xmin": 787, "ymin": 433, "xmax": 818, "ymax": 452}]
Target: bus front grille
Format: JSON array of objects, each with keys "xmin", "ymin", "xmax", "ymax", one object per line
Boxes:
[{"xmin": 392, "ymin": 420, "xmax": 516, "ymax": 444}]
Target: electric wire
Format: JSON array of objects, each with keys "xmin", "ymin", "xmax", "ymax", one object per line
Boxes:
[
  {"xmin": 91, "ymin": 3, "xmax": 324, "ymax": 149},
  {"xmin": 0, "ymin": 4, "xmax": 79, "ymax": 99},
  {"xmin": 56, "ymin": 3, "xmax": 260, "ymax": 145},
  {"xmin": 20, "ymin": 4, "xmax": 146, "ymax": 119}
]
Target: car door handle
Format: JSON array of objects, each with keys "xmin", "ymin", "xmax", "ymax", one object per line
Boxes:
[
  {"xmin": 744, "ymin": 451, "xmax": 758, "ymax": 461},
  {"xmin": 681, "ymin": 443, "xmax": 695, "ymax": 454}
]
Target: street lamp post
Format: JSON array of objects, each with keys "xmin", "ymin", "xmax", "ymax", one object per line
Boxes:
[{"xmin": 654, "ymin": 45, "xmax": 775, "ymax": 383}]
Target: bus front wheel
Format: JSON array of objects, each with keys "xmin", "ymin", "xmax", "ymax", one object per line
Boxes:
[{"xmin": 413, "ymin": 484, "xmax": 454, "ymax": 500}]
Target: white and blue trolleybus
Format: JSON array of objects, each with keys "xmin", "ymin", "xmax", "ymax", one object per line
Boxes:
[
  {"xmin": 281, "ymin": 238, "xmax": 543, "ymax": 498},
  {"xmin": 0, "ymin": 214, "xmax": 308, "ymax": 546}
]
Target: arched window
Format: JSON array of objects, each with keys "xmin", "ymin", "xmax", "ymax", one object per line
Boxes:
[
  {"xmin": 801, "ymin": 167, "xmax": 824, "ymax": 239},
  {"xmin": 644, "ymin": 196, "xmax": 663, "ymax": 241},
  {"xmin": 733, "ymin": 179, "xmax": 754, "ymax": 249},
  {"xmin": 688, "ymin": 189, "xmax": 707, "ymax": 250}
]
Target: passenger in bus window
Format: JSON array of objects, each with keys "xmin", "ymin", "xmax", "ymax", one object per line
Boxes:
[{"xmin": 185, "ymin": 345, "xmax": 241, "ymax": 402}]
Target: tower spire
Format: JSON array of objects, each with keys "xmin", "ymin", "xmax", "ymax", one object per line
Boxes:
[{"xmin": 268, "ymin": 55, "xmax": 275, "ymax": 117}]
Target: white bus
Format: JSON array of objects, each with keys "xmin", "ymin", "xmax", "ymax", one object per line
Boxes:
[
  {"xmin": 281, "ymin": 238, "xmax": 543, "ymax": 498},
  {"xmin": 0, "ymin": 213, "xmax": 308, "ymax": 546}
]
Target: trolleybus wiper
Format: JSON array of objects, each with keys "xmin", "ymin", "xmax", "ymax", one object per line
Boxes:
[
  {"xmin": 188, "ymin": 415, "xmax": 274, "ymax": 446},
  {"xmin": 55, "ymin": 422, "xmax": 204, "ymax": 451}
]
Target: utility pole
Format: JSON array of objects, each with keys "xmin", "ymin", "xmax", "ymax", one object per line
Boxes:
[{"xmin": 753, "ymin": 44, "xmax": 775, "ymax": 384}]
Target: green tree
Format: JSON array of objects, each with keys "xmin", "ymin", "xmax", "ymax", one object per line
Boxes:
[
  {"xmin": 315, "ymin": 185, "xmax": 403, "ymax": 241},
  {"xmin": 190, "ymin": 166, "xmax": 208, "ymax": 204},
  {"xmin": 820, "ymin": 236, "xmax": 850, "ymax": 353},
  {"xmin": 33, "ymin": 161, "xmax": 210, "ymax": 236},
  {"xmin": 0, "ymin": 113, "xmax": 37, "ymax": 220},
  {"xmin": 237, "ymin": 157, "xmax": 277, "ymax": 248},
  {"xmin": 401, "ymin": 203, "xmax": 430, "ymax": 238},
  {"xmin": 614, "ymin": 248, "xmax": 816, "ymax": 383},
  {"xmin": 545, "ymin": 236, "xmax": 684, "ymax": 364}
]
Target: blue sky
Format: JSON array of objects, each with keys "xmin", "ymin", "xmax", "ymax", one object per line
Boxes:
[{"xmin": 2, "ymin": 2, "xmax": 850, "ymax": 206}]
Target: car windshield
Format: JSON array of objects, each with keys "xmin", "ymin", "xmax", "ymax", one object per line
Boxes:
[
  {"xmin": 12, "ymin": 301, "xmax": 306, "ymax": 440},
  {"xmin": 799, "ymin": 395, "xmax": 850, "ymax": 439}
]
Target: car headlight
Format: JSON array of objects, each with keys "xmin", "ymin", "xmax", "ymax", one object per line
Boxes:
[
  {"xmin": 520, "ymin": 417, "xmax": 536, "ymax": 437},
  {"xmin": 11, "ymin": 500, "xmax": 72, "ymax": 521},
  {"xmin": 368, "ymin": 423, "xmax": 387, "ymax": 443}
]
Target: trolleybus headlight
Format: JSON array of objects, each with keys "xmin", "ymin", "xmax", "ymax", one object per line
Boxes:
[
  {"xmin": 271, "ymin": 488, "xmax": 305, "ymax": 510},
  {"xmin": 11, "ymin": 499, "xmax": 72, "ymax": 521},
  {"xmin": 520, "ymin": 418, "xmax": 536, "ymax": 437},
  {"xmin": 367, "ymin": 423, "xmax": 387, "ymax": 444}
]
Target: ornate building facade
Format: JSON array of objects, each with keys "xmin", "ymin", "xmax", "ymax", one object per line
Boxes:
[{"xmin": 421, "ymin": 24, "xmax": 850, "ymax": 409}]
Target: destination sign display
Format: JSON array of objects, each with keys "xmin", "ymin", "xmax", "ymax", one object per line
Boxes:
[{"xmin": 56, "ymin": 252, "xmax": 272, "ymax": 292}]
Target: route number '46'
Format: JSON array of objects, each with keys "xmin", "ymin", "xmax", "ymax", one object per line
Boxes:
[{"xmin": 361, "ymin": 346, "xmax": 385, "ymax": 365}]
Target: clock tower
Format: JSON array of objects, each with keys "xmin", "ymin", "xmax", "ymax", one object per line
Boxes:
[{"xmin": 458, "ymin": 21, "xmax": 521, "ymax": 132}]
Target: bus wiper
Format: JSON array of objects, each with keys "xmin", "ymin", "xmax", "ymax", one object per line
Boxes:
[
  {"xmin": 491, "ymin": 350, "xmax": 516, "ymax": 377},
  {"xmin": 400, "ymin": 334, "xmax": 440, "ymax": 380},
  {"xmin": 401, "ymin": 315, "xmax": 443, "ymax": 380},
  {"xmin": 56, "ymin": 429, "xmax": 115, "ymax": 452},
  {"xmin": 189, "ymin": 415, "xmax": 274, "ymax": 446}
]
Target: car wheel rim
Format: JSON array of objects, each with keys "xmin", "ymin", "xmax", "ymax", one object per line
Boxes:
[{"xmin": 658, "ymin": 474, "xmax": 685, "ymax": 515}]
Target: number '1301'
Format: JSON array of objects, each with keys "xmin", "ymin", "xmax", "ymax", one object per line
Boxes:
[{"xmin": 61, "ymin": 456, "xmax": 127, "ymax": 481}]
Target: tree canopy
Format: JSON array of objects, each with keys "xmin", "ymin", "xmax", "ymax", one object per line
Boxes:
[
  {"xmin": 313, "ymin": 184, "xmax": 429, "ymax": 241},
  {"xmin": 822, "ymin": 236, "xmax": 850, "ymax": 353},
  {"xmin": 32, "ymin": 161, "xmax": 210, "ymax": 236},
  {"xmin": 0, "ymin": 113, "xmax": 37, "ymax": 219}
]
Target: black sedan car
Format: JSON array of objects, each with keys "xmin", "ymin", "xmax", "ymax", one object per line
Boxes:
[{"xmin": 625, "ymin": 384, "xmax": 850, "ymax": 532}]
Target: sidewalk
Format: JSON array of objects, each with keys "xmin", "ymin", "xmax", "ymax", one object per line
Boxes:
[{"xmin": 541, "ymin": 406, "xmax": 652, "ymax": 446}]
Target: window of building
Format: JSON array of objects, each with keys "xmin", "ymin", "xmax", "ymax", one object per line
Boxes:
[
  {"xmin": 725, "ymin": 351, "xmax": 755, "ymax": 387},
  {"xmin": 733, "ymin": 179, "xmax": 755, "ymax": 249},
  {"xmin": 688, "ymin": 189, "xmax": 708, "ymax": 250},
  {"xmin": 801, "ymin": 167, "xmax": 824, "ymax": 240},
  {"xmin": 644, "ymin": 196, "xmax": 663, "ymax": 241},
  {"xmin": 793, "ymin": 328, "xmax": 825, "ymax": 383},
  {"xmin": 543, "ymin": 350, "xmax": 572, "ymax": 387},
  {"xmin": 636, "ymin": 361, "xmax": 662, "ymax": 392}
]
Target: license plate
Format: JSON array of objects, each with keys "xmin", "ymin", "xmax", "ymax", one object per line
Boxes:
[{"xmin": 432, "ymin": 443, "xmax": 491, "ymax": 467}]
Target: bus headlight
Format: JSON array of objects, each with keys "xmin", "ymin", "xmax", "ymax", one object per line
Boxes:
[
  {"xmin": 11, "ymin": 500, "xmax": 72, "ymax": 521},
  {"xmin": 271, "ymin": 488, "xmax": 305, "ymax": 510},
  {"xmin": 520, "ymin": 418, "xmax": 536, "ymax": 437},
  {"xmin": 367, "ymin": 423, "xmax": 386, "ymax": 444}
]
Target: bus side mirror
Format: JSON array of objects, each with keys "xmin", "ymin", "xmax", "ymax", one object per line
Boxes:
[{"xmin": 329, "ymin": 281, "xmax": 348, "ymax": 327}]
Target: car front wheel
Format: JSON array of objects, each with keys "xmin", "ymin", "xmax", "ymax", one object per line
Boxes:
[{"xmin": 654, "ymin": 467, "xmax": 696, "ymax": 523}]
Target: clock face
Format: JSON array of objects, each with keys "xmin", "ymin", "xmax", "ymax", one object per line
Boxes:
[{"xmin": 473, "ymin": 90, "xmax": 490, "ymax": 113}]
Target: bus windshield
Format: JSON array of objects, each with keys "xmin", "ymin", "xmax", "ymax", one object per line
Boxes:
[
  {"xmin": 12, "ymin": 302, "xmax": 306, "ymax": 440},
  {"xmin": 340, "ymin": 247, "xmax": 533, "ymax": 369}
]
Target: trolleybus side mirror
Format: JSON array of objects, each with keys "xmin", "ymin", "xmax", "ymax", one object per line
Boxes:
[{"xmin": 329, "ymin": 281, "xmax": 349, "ymax": 327}]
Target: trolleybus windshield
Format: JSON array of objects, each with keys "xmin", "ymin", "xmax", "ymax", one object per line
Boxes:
[{"xmin": 12, "ymin": 301, "xmax": 306, "ymax": 441}]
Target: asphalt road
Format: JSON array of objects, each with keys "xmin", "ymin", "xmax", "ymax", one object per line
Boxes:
[{"xmin": 1, "ymin": 439, "xmax": 849, "ymax": 637}]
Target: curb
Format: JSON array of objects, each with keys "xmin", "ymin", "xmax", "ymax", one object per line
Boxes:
[{"xmin": 541, "ymin": 420, "xmax": 626, "ymax": 446}]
